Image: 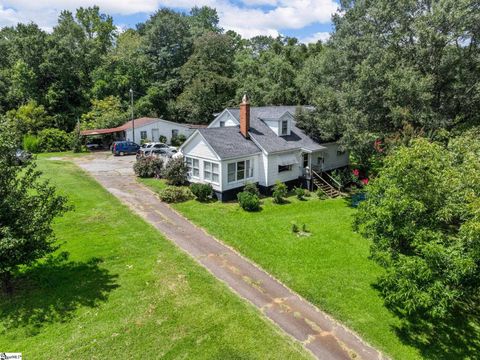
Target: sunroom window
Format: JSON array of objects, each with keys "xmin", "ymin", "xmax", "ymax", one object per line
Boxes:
[
  {"xmin": 204, "ymin": 161, "xmax": 219, "ymax": 184},
  {"xmin": 228, "ymin": 160, "xmax": 253, "ymax": 183}
]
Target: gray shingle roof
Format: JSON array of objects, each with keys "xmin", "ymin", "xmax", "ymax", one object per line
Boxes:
[
  {"xmin": 227, "ymin": 106, "xmax": 324, "ymax": 153},
  {"xmin": 198, "ymin": 127, "xmax": 261, "ymax": 159},
  {"xmin": 197, "ymin": 106, "xmax": 323, "ymax": 158}
]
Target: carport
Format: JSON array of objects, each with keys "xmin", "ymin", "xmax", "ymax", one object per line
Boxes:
[{"xmin": 80, "ymin": 126, "xmax": 126, "ymax": 149}]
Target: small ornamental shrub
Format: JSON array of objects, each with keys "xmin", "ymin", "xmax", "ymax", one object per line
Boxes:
[
  {"xmin": 237, "ymin": 191, "xmax": 260, "ymax": 211},
  {"xmin": 162, "ymin": 157, "xmax": 188, "ymax": 185},
  {"xmin": 171, "ymin": 134, "xmax": 187, "ymax": 147},
  {"xmin": 157, "ymin": 186, "xmax": 193, "ymax": 203},
  {"xmin": 243, "ymin": 182, "xmax": 260, "ymax": 197},
  {"xmin": 190, "ymin": 183, "xmax": 214, "ymax": 202},
  {"xmin": 159, "ymin": 135, "xmax": 167, "ymax": 144},
  {"xmin": 272, "ymin": 181, "xmax": 288, "ymax": 204},
  {"xmin": 304, "ymin": 189, "xmax": 311, "ymax": 197},
  {"xmin": 134, "ymin": 157, "xmax": 164, "ymax": 178},
  {"xmin": 317, "ymin": 189, "xmax": 328, "ymax": 200},
  {"xmin": 37, "ymin": 128, "xmax": 71, "ymax": 152},
  {"xmin": 291, "ymin": 222, "xmax": 299, "ymax": 233},
  {"xmin": 22, "ymin": 134, "xmax": 40, "ymax": 153},
  {"xmin": 294, "ymin": 186, "xmax": 305, "ymax": 200}
]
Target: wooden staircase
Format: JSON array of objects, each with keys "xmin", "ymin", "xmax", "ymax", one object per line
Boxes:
[{"xmin": 312, "ymin": 170, "xmax": 342, "ymax": 198}]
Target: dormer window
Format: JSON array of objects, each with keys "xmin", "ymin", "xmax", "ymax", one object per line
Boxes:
[
  {"xmin": 281, "ymin": 120, "xmax": 288, "ymax": 135},
  {"xmin": 219, "ymin": 121, "xmax": 225, "ymax": 127}
]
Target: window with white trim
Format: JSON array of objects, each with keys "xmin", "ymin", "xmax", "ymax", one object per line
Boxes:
[
  {"xmin": 278, "ymin": 164, "xmax": 293, "ymax": 172},
  {"xmin": 228, "ymin": 160, "xmax": 253, "ymax": 183},
  {"xmin": 140, "ymin": 131, "xmax": 147, "ymax": 140},
  {"xmin": 281, "ymin": 120, "xmax": 288, "ymax": 135},
  {"xmin": 185, "ymin": 157, "xmax": 199, "ymax": 178},
  {"xmin": 203, "ymin": 161, "xmax": 219, "ymax": 184}
]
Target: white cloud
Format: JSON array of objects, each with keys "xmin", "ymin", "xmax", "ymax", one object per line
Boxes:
[
  {"xmin": 300, "ymin": 31, "xmax": 330, "ymax": 44},
  {"xmin": 0, "ymin": 0, "xmax": 338, "ymax": 39}
]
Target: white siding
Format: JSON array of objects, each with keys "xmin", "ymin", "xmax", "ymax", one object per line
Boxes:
[
  {"xmin": 266, "ymin": 151, "xmax": 303, "ymax": 186},
  {"xmin": 181, "ymin": 133, "xmax": 219, "ymax": 161},
  {"xmin": 125, "ymin": 120, "xmax": 195, "ymax": 144},
  {"xmin": 208, "ymin": 111, "xmax": 238, "ymax": 128},
  {"xmin": 322, "ymin": 143, "xmax": 349, "ymax": 171}
]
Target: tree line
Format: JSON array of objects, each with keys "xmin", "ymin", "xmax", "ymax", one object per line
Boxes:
[{"xmin": 0, "ymin": 5, "xmax": 321, "ymax": 135}]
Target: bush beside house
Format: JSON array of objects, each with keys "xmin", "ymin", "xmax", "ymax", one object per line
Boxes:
[
  {"xmin": 134, "ymin": 157, "xmax": 164, "ymax": 178},
  {"xmin": 272, "ymin": 181, "xmax": 288, "ymax": 204},
  {"xmin": 190, "ymin": 183, "xmax": 214, "ymax": 202},
  {"xmin": 162, "ymin": 157, "xmax": 188, "ymax": 185}
]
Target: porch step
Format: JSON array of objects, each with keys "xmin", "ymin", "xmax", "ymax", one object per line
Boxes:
[{"xmin": 312, "ymin": 178, "xmax": 342, "ymax": 198}]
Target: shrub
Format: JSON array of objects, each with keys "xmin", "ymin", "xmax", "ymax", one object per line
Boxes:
[
  {"xmin": 37, "ymin": 128, "xmax": 71, "ymax": 152},
  {"xmin": 171, "ymin": 134, "xmax": 186, "ymax": 147},
  {"xmin": 294, "ymin": 186, "xmax": 306, "ymax": 200},
  {"xmin": 317, "ymin": 189, "xmax": 328, "ymax": 200},
  {"xmin": 157, "ymin": 186, "xmax": 193, "ymax": 203},
  {"xmin": 190, "ymin": 183, "xmax": 214, "ymax": 202},
  {"xmin": 237, "ymin": 191, "xmax": 260, "ymax": 211},
  {"xmin": 162, "ymin": 157, "xmax": 188, "ymax": 185},
  {"xmin": 243, "ymin": 182, "xmax": 260, "ymax": 196},
  {"xmin": 134, "ymin": 157, "xmax": 164, "ymax": 178},
  {"xmin": 22, "ymin": 134, "xmax": 40, "ymax": 153},
  {"xmin": 291, "ymin": 222, "xmax": 299, "ymax": 233},
  {"xmin": 159, "ymin": 135, "xmax": 167, "ymax": 144},
  {"xmin": 140, "ymin": 138, "xmax": 151, "ymax": 145},
  {"xmin": 272, "ymin": 181, "xmax": 288, "ymax": 204}
]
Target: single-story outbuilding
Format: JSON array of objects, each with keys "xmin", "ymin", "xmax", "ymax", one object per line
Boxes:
[{"xmin": 81, "ymin": 117, "xmax": 205, "ymax": 145}]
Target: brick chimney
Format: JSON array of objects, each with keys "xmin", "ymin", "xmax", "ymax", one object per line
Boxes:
[{"xmin": 240, "ymin": 94, "xmax": 250, "ymax": 139}]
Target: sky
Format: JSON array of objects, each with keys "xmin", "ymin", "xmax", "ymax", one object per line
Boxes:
[{"xmin": 0, "ymin": 0, "xmax": 337, "ymax": 43}]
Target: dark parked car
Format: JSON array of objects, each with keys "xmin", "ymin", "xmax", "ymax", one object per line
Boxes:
[{"xmin": 112, "ymin": 141, "xmax": 140, "ymax": 156}]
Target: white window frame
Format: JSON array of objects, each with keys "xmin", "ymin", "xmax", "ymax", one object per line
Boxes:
[
  {"xmin": 227, "ymin": 159, "xmax": 253, "ymax": 183},
  {"xmin": 281, "ymin": 120, "xmax": 288, "ymax": 135},
  {"xmin": 140, "ymin": 130, "xmax": 147, "ymax": 140},
  {"xmin": 203, "ymin": 161, "xmax": 219, "ymax": 184},
  {"xmin": 185, "ymin": 157, "xmax": 200, "ymax": 178},
  {"xmin": 219, "ymin": 121, "xmax": 225, "ymax": 127},
  {"xmin": 278, "ymin": 164, "xmax": 293, "ymax": 173}
]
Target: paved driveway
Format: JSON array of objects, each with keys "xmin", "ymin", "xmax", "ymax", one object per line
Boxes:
[{"xmin": 74, "ymin": 152, "xmax": 385, "ymax": 360}]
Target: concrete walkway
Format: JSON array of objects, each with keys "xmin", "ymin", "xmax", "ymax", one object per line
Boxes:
[{"xmin": 74, "ymin": 153, "xmax": 385, "ymax": 360}]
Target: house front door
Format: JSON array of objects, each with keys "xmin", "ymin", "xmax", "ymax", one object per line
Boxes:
[
  {"xmin": 303, "ymin": 153, "xmax": 309, "ymax": 169},
  {"xmin": 151, "ymin": 129, "xmax": 159, "ymax": 142}
]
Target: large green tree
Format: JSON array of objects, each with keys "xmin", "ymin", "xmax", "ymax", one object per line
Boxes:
[
  {"xmin": 355, "ymin": 133, "xmax": 480, "ymax": 351},
  {"xmin": 234, "ymin": 36, "xmax": 311, "ymax": 106},
  {"xmin": 176, "ymin": 32, "xmax": 236, "ymax": 123},
  {"xmin": 298, "ymin": 0, "xmax": 480, "ymax": 166},
  {"xmin": 81, "ymin": 96, "xmax": 126, "ymax": 130},
  {"xmin": 0, "ymin": 122, "xmax": 69, "ymax": 293}
]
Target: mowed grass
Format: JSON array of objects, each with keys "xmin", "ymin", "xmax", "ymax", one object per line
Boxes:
[
  {"xmin": 141, "ymin": 180, "xmax": 423, "ymax": 359},
  {"xmin": 0, "ymin": 159, "xmax": 311, "ymax": 360}
]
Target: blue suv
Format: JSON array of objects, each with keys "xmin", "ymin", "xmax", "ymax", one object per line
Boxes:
[{"xmin": 112, "ymin": 141, "xmax": 140, "ymax": 156}]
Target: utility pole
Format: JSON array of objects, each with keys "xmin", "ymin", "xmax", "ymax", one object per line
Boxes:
[{"xmin": 130, "ymin": 88, "xmax": 135, "ymax": 143}]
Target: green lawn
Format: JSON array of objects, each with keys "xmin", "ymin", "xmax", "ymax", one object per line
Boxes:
[
  {"xmin": 0, "ymin": 159, "xmax": 311, "ymax": 360},
  {"xmin": 141, "ymin": 179, "xmax": 423, "ymax": 359}
]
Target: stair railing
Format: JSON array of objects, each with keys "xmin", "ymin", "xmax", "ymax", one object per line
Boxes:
[
  {"xmin": 321, "ymin": 172, "xmax": 342, "ymax": 191},
  {"xmin": 312, "ymin": 170, "xmax": 337, "ymax": 193}
]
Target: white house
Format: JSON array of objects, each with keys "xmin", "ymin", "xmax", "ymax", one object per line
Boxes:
[
  {"xmin": 124, "ymin": 118, "xmax": 204, "ymax": 144},
  {"xmin": 81, "ymin": 117, "xmax": 205, "ymax": 145},
  {"xmin": 179, "ymin": 96, "xmax": 349, "ymax": 201}
]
